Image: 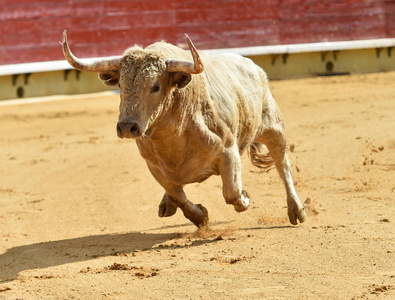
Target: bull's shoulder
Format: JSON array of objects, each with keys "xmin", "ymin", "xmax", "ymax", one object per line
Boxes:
[{"xmin": 198, "ymin": 52, "xmax": 270, "ymax": 151}]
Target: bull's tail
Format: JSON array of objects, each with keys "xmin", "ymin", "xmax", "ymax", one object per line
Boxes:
[{"xmin": 248, "ymin": 143, "xmax": 275, "ymax": 172}]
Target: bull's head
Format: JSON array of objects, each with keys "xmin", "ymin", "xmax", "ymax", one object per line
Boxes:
[{"xmin": 61, "ymin": 30, "xmax": 204, "ymax": 139}]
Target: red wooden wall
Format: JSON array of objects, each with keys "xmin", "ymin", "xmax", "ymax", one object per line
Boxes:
[{"xmin": 1, "ymin": 0, "xmax": 395, "ymax": 65}]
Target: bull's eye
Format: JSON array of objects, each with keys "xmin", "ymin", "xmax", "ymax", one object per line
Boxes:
[{"xmin": 151, "ymin": 82, "xmax": 160, "ymax": 93}]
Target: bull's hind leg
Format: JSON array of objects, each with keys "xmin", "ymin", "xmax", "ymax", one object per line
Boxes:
[
  {"xmin": 219, "ymin": 144, "xmax": 250, "ymax": 212},
  {"xmin": 259, "ymin": 128, "xmax": 306, "ymax": 225}
]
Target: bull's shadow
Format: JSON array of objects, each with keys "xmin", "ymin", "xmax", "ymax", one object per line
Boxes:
[{"xmin": 0, "ymin": 230, "xmax": 182, "ymax": 282}]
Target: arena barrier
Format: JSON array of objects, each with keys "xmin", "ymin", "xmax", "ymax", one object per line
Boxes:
[{"xmin": 0, "ymin": 38, "xmax": 394, "ymax": 101}]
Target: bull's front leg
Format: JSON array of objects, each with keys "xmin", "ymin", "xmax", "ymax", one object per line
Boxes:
[
  {"xmin": 162, "ymin": 185, "xmax": 209, "ymax": 227},
  {"xmin": 158, "ymin": 193, "xmax": 178, "ymax": 217},
  {"xmin": 161, "ymin": 189, "xmax": 208, "ymax": 228},
  {"xmin": 147, "ymin": 163, "xmax": 209, "ymax": 227},
  {"xmin": 159, "ymin": 188, "xmax": 208, "ymax": 227},
  {"xmin": 219, "ymin": 144, "xmax": 250, "ymax": 212}
]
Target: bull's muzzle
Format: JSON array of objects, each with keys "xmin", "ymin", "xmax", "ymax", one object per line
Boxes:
[{"xmin": 117, "ymin": 121, "xmax": 141, "ymax": 139}]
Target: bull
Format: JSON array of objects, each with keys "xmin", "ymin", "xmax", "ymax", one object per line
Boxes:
[{"xmin": 61, "ymin": 30, "xmax": 306, "ymax": 227}]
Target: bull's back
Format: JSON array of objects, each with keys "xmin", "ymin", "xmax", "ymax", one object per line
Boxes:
[{"xmin": 202, "ymin": 53, "xmax": 268, "ymax": 152}]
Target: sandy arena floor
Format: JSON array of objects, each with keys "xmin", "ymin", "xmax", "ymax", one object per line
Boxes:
[{"xmin": 0, "ymin": 71, "xmax": 394, "ymax": 299}]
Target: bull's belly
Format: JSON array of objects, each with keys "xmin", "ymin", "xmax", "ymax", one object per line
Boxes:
[{"xmin": 156, "ymin": 161, "xmax": 219, "ymax": 185}]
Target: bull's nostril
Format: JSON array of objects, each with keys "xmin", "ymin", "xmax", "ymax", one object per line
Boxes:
[
  {"xmin": 117, "ymin": 121, "xmax": 140, "ymax": 138},
  {"xmin": 130, "ymin": 124, "xmax": 138, "ymax": 135},
  {"xmin": 117, "ymin": 124, "xmax": 122, "ymax": 136}
]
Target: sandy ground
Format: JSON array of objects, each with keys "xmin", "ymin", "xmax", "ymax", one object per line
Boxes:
[{"xmin": 0, "ymin": 71, "xmax": 394, "ymax": 299}]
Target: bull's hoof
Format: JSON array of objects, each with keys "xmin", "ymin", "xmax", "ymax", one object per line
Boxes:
[
  {"xmin": 288, "ymin": 206, "xmax": 306, "ymax": 225},
  {"xmin": 191, "ymin": 204, "xmax": 209, "ymax": 228},
  {"xmin": 233, "ymin": 190, "xmax": 250, "ymax": 212},
  {"xmin": 158, "ymin": 193, "xmax": 178, "ymax": 217}
]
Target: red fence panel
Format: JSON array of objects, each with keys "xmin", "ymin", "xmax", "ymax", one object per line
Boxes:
[{"xmin": 0, "ymin": 0, "xmax": 394, "ymax": 65}]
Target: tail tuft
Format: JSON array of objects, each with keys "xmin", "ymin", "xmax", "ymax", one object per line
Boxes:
[{"xmin": 248, "ymin": 143, "xmax": 275, "ymax": 172}]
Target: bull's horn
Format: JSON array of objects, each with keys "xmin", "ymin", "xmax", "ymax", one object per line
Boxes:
[
  {"xmin": 61, "ymin": 30, "xmax": 121, "ymax": 72},
  {"xmin": 165, "ymin": 34, "xmax": 204, "ymax": 74}
]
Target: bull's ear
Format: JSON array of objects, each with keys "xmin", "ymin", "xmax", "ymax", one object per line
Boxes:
[
  {"xmin": 98, "ymin": 71, "xmax": 120, "ymax": 86},
  {"xmin": 170, "ymin": 72, "xmax": 192, "ymax": 89}
]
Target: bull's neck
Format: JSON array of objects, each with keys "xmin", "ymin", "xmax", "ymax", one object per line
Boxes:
[{"xmin": 146, "ymin": 91, "xmax": 194, "ymax": 141}]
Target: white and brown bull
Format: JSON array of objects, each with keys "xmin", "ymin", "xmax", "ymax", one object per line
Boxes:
[{"xmin": 61, "ymin": 30, "xmax": 306, "ymax": 227}]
